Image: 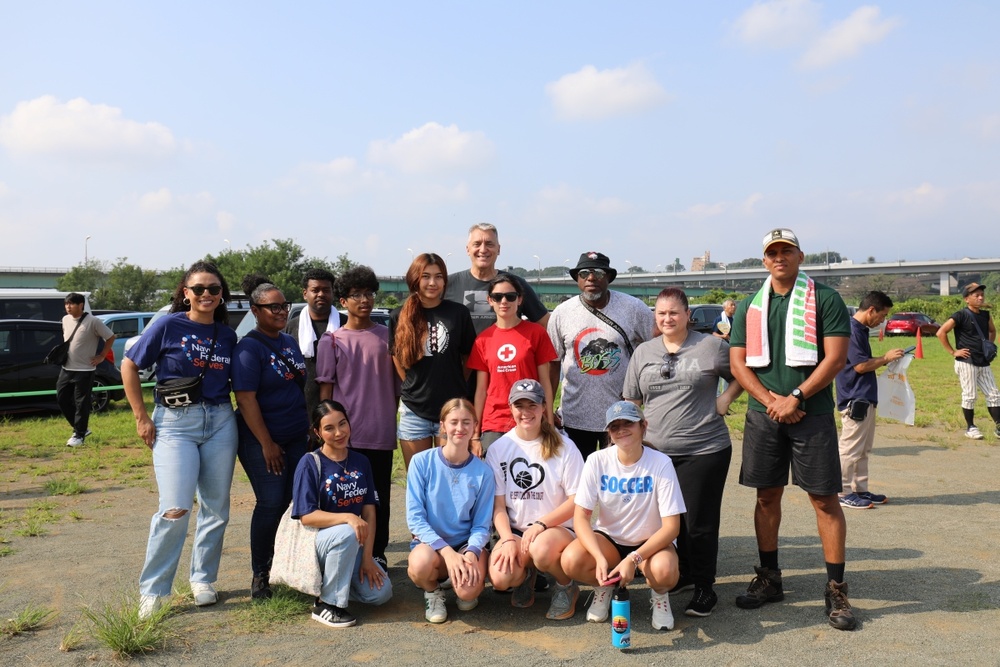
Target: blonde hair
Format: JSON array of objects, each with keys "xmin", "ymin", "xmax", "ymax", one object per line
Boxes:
[{"xmin": 439, "ymin": 398, "xmax": 477, "ymax": 447}]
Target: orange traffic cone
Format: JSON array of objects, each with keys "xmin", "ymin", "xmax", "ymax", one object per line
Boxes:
[
  {"xmin": 915, "ymin": 327, "xmax": 924, "ymax": 359},
  {"xmin": 878, "ymin": 326, "xmax": 884, "ymax": 341}
]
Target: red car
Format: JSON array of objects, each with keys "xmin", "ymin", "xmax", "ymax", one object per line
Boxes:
[{"xmin": 885, "ymin": 312, "xmax": 940, "ymax": 337}]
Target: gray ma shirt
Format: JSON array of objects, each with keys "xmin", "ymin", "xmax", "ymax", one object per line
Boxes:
[
  {"xmin": 622, "ymin": 331, "xmax": 733, "ymax": 456},
  {"xmin": 547, "ymin": 292, "xmax": 654, "ymax": 432}
]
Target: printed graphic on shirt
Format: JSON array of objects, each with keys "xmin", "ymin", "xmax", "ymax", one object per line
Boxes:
[
  {"xmin": 425, "ymin": 321, "xmax": 451, "ymax": 355},
  {"xmin": 600, "ymin": 473, "xmax": 653, "ymax": 504},
  {"xmin": 499, "ymin": 457, "xmax": 546, "ymax": 500},
  {"xmin": 460, "ymin": 290, "xmax": 492, "ymax": 315},
  {"xmin": 323, "ymin": 468, "xmax": 370, "ymax": 509},
  {"xmin": 266, "ymin": 344, "xmax": 307, "ymax": 380},
  {"xmin": 573, "ymin": 327, "xmax": 621, "ymax": 375},
  {"xmin": 181, "ymin": 333, "xmax": 229, "ymax": 370},
  {"xmin": 495, "ymin": 342, "xmax": 519, "ymax": 374}
]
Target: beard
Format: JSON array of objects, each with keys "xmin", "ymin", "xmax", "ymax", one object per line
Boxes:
[{"xmin": 581, "ymin": 289, "xmax": 605, "ymax": 302}]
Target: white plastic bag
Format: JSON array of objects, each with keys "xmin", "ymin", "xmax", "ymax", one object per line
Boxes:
[{"xmin": 877, "ymin": 355, "xmax": 915, "ymax": 425}]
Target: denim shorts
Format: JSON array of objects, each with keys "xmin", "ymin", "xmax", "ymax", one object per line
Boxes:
[{"xmin": 397, "ymin": 403, "xmax": 440, "ymax": 441}]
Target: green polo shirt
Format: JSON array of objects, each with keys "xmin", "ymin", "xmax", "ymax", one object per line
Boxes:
[{"xmin": 730, "ymin": 280, "xmax": 850, "ymax": 415}]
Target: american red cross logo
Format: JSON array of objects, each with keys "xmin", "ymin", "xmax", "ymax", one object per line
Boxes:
[{"xmin": 497, "ymin": 343, "xmax": 517, "ymax": 362}]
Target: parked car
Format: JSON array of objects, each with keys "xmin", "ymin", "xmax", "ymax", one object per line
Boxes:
[
  {"xmin": 0, "ymin": 319, "xmax": 124, "ymax": 415},
  {"xmin": 885, "ymin": 312, "xmax": 940, "ymax": 337},
  {"xmin": 688, "ymin": 304, "xmax": 725, "ymax": 334},
  {"xmin": 233, "ymin": 305, "xmax": 390, "ymax": 340},
  {"xmin": 98, "ymin": 312, "xmax": 155, "ymax": 368},
  {"xmin": 0, "ymin": 289, "xmax": 91, "ymax": 321},
  {"xmin": 846, "ymin": 306, "xmax": 887, "ymax": 338}
]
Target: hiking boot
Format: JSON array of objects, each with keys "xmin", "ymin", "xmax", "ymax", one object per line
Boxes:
[
  {"xmin": 669, "ymin": 574, "xmax": 694, "ymax": 594},
  {"xmin": 251, "ymin": 573, "xmax": 272, "ymax": 600},
  {"xmin": 545, "ymin": 580, "xmax": 579, "ymax": 620},
  {"xmin": 966, "ymin": 426, "xmax": 984, "ymax": 440},
  {"xmin": 311, "ymin": 601, "xmax": 357, "ymax": 628},
  {"xmin": 735, "ymin": 566, "xmax": 784, "ymax": 609},
  {"xmin": 511, "ymin": 567, "xmax": 536, "ymax": 608},
  {"xmin": 138, "ymin": 595, "xmax": 164, "ymax": 620},
  {"xmin": 685, "ymin": 586, "xmax": 718, "ymax": 617},
  {"xmin": 825, "ymin": 580, "xmax": 857, "ymax": 631},
  {"xmin": 650, "ymin": 589, "xmax": 674, "ymax": 630},
  {"xmin": 424, "ymin": 588, "xmax": 447, "ymax": 623},
  {"xmin": 839, "ymin": 493, "xmax": 874, "ymax": 510},
  {"xmin": 857, "ymin": 491, "xmax": 888, "ymax": 505},
  {"xmin": 586, "ymin": 585, "xmax": 614, "ymax": 622},
  {"xmin": 190, "ymin": 582, "xmax": 218, "ymax": 606}
]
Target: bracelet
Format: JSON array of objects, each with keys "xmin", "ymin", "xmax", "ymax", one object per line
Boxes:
[
  {"xmin": 498, "ymin": 538, "xmax": 516, "ymax": 547},
  {"xmin": 530, "ymin": 520, "xmax": 548, "ymax": 531},
  {"xmin": 628, "ymin": 551, "xmax": 643, "ymax": 566}
]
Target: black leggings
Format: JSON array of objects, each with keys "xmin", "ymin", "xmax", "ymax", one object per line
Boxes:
[
  {"xmin": 354, "ymin": 448, "xmax": 395, "ymax": 560},
  {"xmin": 670, "ymin": 447, "xmax": 732, "ymax": 588}
]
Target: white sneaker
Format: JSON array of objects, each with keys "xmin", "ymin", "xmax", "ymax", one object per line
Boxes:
[
  {"xmin": 456, "ymin": 595, "xmax": 479, "ymax": 612},
  {"xmin": 138, "ymin": 595, "xmax": 163, "ymax": 620},
  {"xmin": 190, "ymin": 582, "xmax": 218, "ymax": 606},
  {"xmin": 966, "ymin": 426, "xmax": 984, "ymax": 440},
  {"xmin": 424, "ymin": 588, "xmax": 447, "ymax": 623},
  {"xmin": 586, "ymin": 585, "xmax": 614, "ymax": 622},
  {"xmin": 66, "ymin": 435, "xmax": 85, "ymax": 447},
  {"xmin": 651, "ymin": 589, "xmax": 674, "ymax": 631}
]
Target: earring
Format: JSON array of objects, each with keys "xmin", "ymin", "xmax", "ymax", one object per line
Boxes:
[{"xmin": 183, "ymin": 297, "xmax": 191, "ymax": 306}]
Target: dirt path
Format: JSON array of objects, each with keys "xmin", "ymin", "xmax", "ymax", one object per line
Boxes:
[{"xmin": 2, "ymin": 422, "xmax": 999, "ymax": 665}]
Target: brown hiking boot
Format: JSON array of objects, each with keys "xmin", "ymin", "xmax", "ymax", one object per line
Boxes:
[
  {"xmin": 825, "ymin": 580, "xmax": 858, "ymax": 631},
  {"xmin": 735, "ymin": 566, "xmax": 784, "ymax": 609}
]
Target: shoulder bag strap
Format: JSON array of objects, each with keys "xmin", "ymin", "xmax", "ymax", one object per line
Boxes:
[
  {"xmin": 247, "ymin": 329, "xmax": 306, "ymax": 379},
  {"xmin": 578, "ymin": 295, "xmax": 635, "ymax": 357},
  {"xmin": 65, "ymin": 312, "xmax": 87, "ymax": 345}
]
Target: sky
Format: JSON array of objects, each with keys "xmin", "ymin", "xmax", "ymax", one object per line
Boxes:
[{"xmin": 1, "ymin": 1, "xmax": 998, "ymax": 278}]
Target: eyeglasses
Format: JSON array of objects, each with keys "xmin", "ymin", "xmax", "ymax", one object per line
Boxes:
[
  {"xmin": 577, "ymin": 269, "xmax": 607, "ymax": 280},
  {"xmin": 346, "ymin": 291, "xmax": 377, "ymax": 302},
  {"xmin": 254, "ymin": 301, "xmax": 292, "ymax": 314},
  {"xmin": 186, "ymin": 284, "xmax": 222, "ymax": 296},
  {"xmin": 489, "ymin": 292, "xmax": 519, "ymax": 303},
  {"xmin": 659, "ymin": 353, "xmax": 678, "ymax": 380}
]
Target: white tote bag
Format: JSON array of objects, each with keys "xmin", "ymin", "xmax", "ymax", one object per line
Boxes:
[
  {"xmin": 877, "ymin": 355, "xmax": 915, "ymax": 426},
  {"xmin": 269, "ymin": 452, "xmax": 322, "ymax": 597}
]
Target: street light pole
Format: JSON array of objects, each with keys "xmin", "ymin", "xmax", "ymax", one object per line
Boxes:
[
  {"xmin": 533, "ymin": 255, "xmax": 541, "ymax": 285},
  {"xmin": 85, "ymin": 235, "xmax": 91, "ymax": 264},
  {"xmin": 626, "ymin": 259, "xmax": 634, "ymax": 286}
]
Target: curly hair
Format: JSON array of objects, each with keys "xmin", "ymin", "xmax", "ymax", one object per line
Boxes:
[
  {"xmin": 169, "ymin": 261, "xmax": 232, "ymax": 324},
  {"xmin": 392, "ymin": 253, "xmax": 447, "ymax": 369},
  {"xmin": 335, "ymin": 265, "xmax": 380, "ymax": 301}
]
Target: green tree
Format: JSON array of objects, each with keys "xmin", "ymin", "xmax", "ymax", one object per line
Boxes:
[
  {"xmin": 728, "ymin": 257, "xmax": 764, "ymax": 268},
  {"xmin": 56, "ymin": 259, "xmax": 107, "ymax": 294},
  {"xmin": 205, "ymin": 239, "xmax": 336, "ymax": 300},
  {"xmin": 804, "ymin": 251, "xmax": 843, "ymax": 264},
  {"xmin": 93, "ymin": 258, "xmax": 161, "ymax": 311}
]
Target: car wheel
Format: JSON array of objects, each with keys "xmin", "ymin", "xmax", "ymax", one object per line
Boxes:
[{"xmin": 91, "ymin": 377, "xmax": 111, "ymax": 413}]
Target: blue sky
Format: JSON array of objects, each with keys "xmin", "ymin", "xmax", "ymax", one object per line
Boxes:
[{"xmin": 1, "ymin": 1, "xmax": 998, "ymax": 277}]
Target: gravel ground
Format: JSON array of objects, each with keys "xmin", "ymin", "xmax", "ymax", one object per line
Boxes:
[{"xmin": 2, "ymin": 422, "xmax": 999, "ymax": 666}]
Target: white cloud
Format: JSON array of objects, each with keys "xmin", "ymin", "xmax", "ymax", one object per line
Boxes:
[
  {"xmin": 885, "ymin": 182, "xmax": 946, "ymax": 207},
  {"xmin": 0, "ymin": 181, "xmax": 9, "ymax": 198},
  {"xmin": 537, "ymin": 184, "xmax": 631, "ymax": 215},
  {"xmin": 367, "ymin": 122, "xmax": 494, "ymax": 173},
  {"xmin": 742, "ymin": 192, "xmax": 765, "ymax": 214},
  {"xmin": 545, "ymin": 63, "xmax": 670, "ymax": 121},
  {"xmin": 679, "ymin": 193, "xmax": 764, "ymax": 219},
  {"xmin": 733, "ymin": 0, "xmax": 821, "ymax": 48},
  {"xmin": 0, "ymin": 95, "xmax": 177, "ymax": 161},
  {"xmin": 798, "ymin": 6, "xmax": 899, "ymax": 69},
  {"xmin": 972, "ymin": 113, "xmax": 1000, "ymax": 140},
  {"xmin": 135, "ymin": 188, "xmax": 214, "ymax": 217},
  {"xmin": 216, "ymin": 211, "xmax": 236, "ymax": 232},
  {"xmin": 138, "ymin": 187, "xmax": 173, "ymax": 213}
]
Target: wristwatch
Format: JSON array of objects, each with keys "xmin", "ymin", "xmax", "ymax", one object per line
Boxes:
[{"xmin": 791, "ymin": 387, "xmax": 804, "ymax": 404}]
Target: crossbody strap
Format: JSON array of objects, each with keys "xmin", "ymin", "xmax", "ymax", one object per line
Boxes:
[
  {"xmin": 968, "ymin": 308, "xmax": 991, "ymax": 343},
  {"xmin": 65, "ymin": 312, "xmax": 87, "ymax": 345},
  {"xmin": 578, "ymin": 295, "xmax": 635, "ymax": 357},
  {"xmin": 247, "ymin": 330, "xmax": 306, "ymax": 379}
]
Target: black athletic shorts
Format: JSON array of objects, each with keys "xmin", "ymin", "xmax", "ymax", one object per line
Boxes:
[{"xmin": 739, "ymin": 409, "xmax": 842, "ymax": 495}]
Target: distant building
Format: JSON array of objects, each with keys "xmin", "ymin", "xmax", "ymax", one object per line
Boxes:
[{"xmin": 691, "ymin": 251, "xmax": 711, "ymax": 272}]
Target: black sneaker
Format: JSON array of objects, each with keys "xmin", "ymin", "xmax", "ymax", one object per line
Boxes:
[
  {"xmin": 669, "ymin": 574, "xmax": 695, "ymax": 595},
  {"xmin": 735, "ymin": 566, "xmax": 784, "ymax": 609},
  {"xmin": 824, "ymin": 580, "xmax": 857, "ymax": 631},
  {"xmin": 685, "ymin": 587, "xmax": 718, "ymax": 617},
  {"xmin": 251, "ymin": 573, "xmax": 272, "ymax": 600},
  {"xmin": 311, "ymin": 601, "xmax": 357, "ymax": 628}
]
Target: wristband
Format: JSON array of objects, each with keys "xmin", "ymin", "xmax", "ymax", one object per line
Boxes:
[
  {"xmin": 530, "ymin": 520, "xmax": 548, "ymax": 531},
  {"xmin": 628, "ymin": 551, "xmax": 643, "ymax": 567},
  {"xmin": 498, "ymin": 538, "xmax": 516, "ymax": 548}
]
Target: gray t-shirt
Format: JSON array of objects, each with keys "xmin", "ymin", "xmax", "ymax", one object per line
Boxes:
[
  {"xmin": 622, "ymin": 331, "xmax": 733, "ymax": 456},
  {"xmin": 445, "ymin": 270, "xmax": 548, "ymax": 335},
  {"xmin": 62, "ymin": 314, "xmax": 114, "ymax": 372},
  {"xmin": 547, "ymin": 292, "xmax": 654, "ymax": 432}
]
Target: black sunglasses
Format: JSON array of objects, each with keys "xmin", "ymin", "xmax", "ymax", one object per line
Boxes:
[
  {"xmin": 577, "ymin": 269, "xmax": 607, "ymax": 280},
  {"xmin": 186, "ymin": 284, "xmax": 223, "ymax": 296},
  {"xmin": 255, "ymin": 301, "xmax": 292, "ymax": 314},
  {"xmin": 659, "ymin": 353, "xmax": 678, "ymax": 380},
  {"xmin": 489, "ymin": 292, "xmax": 519, "ymax": 303}
]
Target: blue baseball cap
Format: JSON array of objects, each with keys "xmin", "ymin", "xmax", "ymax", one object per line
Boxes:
[{"xmin": 605, "ymin": 401, "xmax": 644, "ymax": 428}]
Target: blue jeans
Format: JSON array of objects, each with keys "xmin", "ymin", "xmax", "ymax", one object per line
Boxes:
[
  {"xmin": 237, "ymin": 420, "xmax": 309, "ymax": 577},
  {"xmin": 316, "ymin": 524, "xmax": 393, "ymax": 608},
  {"xmin": 139, "ymin": 403, "xmax": 237, "ymax": 597}
]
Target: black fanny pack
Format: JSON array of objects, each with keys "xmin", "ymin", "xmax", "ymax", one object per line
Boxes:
[
  {"xmin": 156, "ymin": 322, "xmax": 218, "ymax": 408},
  {"xmin": 847, "ymin": 399, "xmax": 871, "ymax": 421},
  {"xmin": 155, "ymin": 376, "xmax": 203, "ymax": 408}
]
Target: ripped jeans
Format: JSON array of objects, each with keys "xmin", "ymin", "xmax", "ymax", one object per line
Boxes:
[{"xmin": 139, "ymin": 403, "xmax": 237, "ymax": 598}]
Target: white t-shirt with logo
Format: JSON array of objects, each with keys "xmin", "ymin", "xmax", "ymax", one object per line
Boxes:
[
  {"xmin": 486, "ymin": 429, "xmax": 585, "ymax": 532},
  {"xmin": 575, "ymin": 445, "xmax": 686, "ymax": 547}
]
